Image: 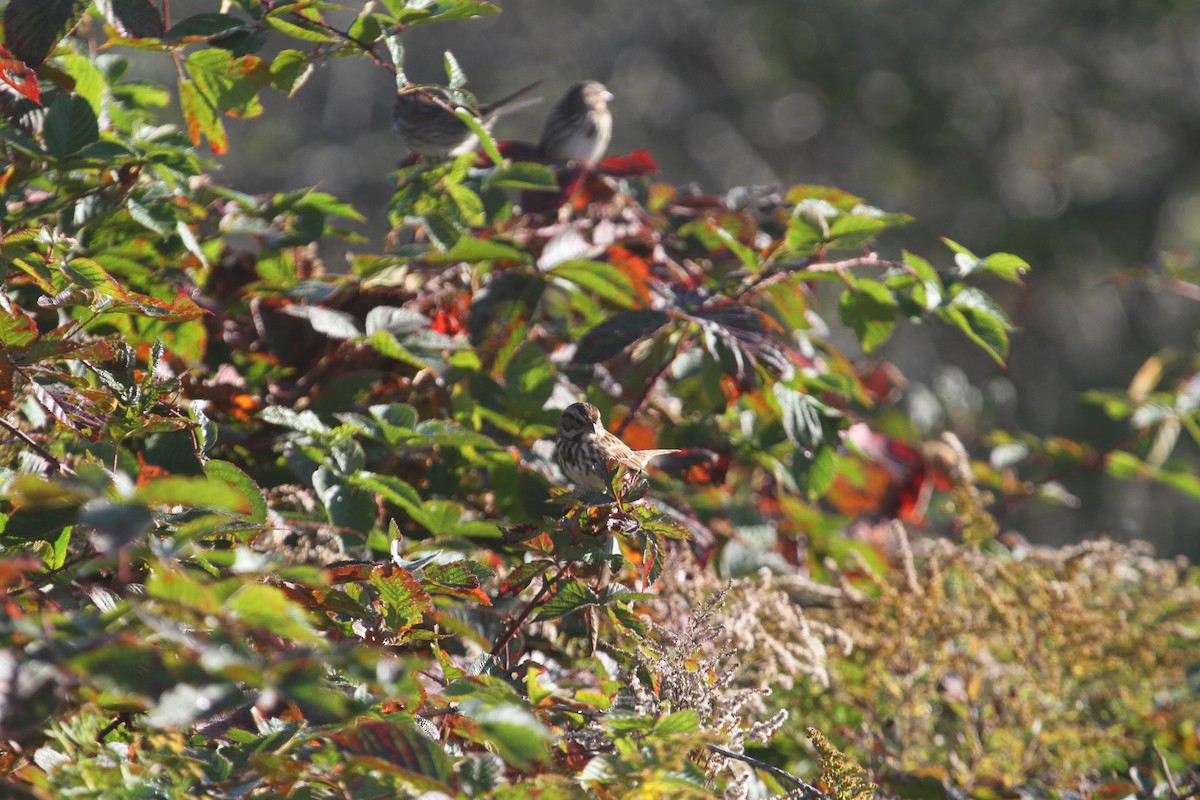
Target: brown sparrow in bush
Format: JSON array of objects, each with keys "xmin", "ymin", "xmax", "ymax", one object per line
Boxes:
[
  {"xmin": 555, "ymin": 402, "xmax": 676, "ymax": 492},
  {"xmin": 538, "ymin": 81, "xmax": 613, "ymax": 164},
  {"xmin": 393, "ymin": 80, "xmax": 542, "ymax": 157}
]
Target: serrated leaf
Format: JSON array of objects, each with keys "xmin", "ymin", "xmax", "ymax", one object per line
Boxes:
[
  {"xmin": 179, "ymin": 77, "xmax": 227, "ymax": 154},
  {"xmin": 43, "ymin": 94, "xmax": 99, "ymax": 159},
  {"xmin": 573, "ymin": 310, "xmax": 670, "ymax": 365},
  {"xmin": 270, "ymin": 49, "xmax": 312, "ymax": 96},
  {"xmin": 534, "ymin": 579, "xmax": 599, "ymax": 620},
  {"xmin": 203, "ymin": 460, "xmax": 269, "ymax": 523},
  {"xmin": 838, "ymin": 287, "xmax": 896, "ymax": 352},
  {"xmin": 104, "ymin": 0, "xmax": 166, "ymax": 38},
  {"xmin": 185, "ymin": 49, "xmax": 269, "ymax": 118},
  {"xmin": 327, "ymin": 718, "xmax": 455, "ymax": 790},
  {"xmin": 550, "ymin": 261, "xmax": 640, "ymax": 309},
  {"xmin": 164, "ymin": 13, "xmax": 246, "ymax": 41},
  {"xmin": 228, "ymin": 583, "xmax": 323, "ymax": 644},
  {"xmin": 3, "ymin": 0, "xmax": 90, "ymax": 66},
  {"xmin": 370, "ymin": 564, "xmax": 432, "ymax": 634}
]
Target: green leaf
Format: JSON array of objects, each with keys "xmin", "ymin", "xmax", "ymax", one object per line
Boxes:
[
  {"xmin": 838, "ymin": 284, "xmax": 896, "ymax": 352},
  {"xmin": 269, "ymin": 49, "xmax": 313, "ymax": 96},
  {"xmin": 56, "ymin": 51, "xmax": 106, "ymax": 115},
  {"xmin": 43, "ymin": 94, "xmax": 99, "ymax": 159},
  {"xmin": 1, "ymin": 506, "xmax": 77, "ymax": 544},
  {"xmin": 3, "ymin": 0, "xmax": 90, "ymax": 66},
  {"xmin": 981, "ymin": 252, "xmax": 1031, "ymax": 283},
  {"xmin": 940, "ymin": 286, "xmax": 1013, "ymax": 364},
  {"xmin": 792, "ymin": 444, "xmax": 837, "ymax": 500},
  {"xmin": 466, "ymin": 703, "xmax": 551, "ymax": 768},
  {"xmin": 147, "ymin": 565, "xmax": 227, "ymax": 614},
  {"xmin": 327, "ymin": 718, "xmax": 455, "ymax": 791},
  {"xmin": 228, "ymin": 583, "xmax": 324, "ymax": 644},
  {"xmin": 263, "ymin": 14, "xmax": 334, "ymax": 42},
  {"xmin": 655, "ymin": 709, "xmax": 700, "ymax": 734},
  {"xmin": 164, "ymin": 13, "xmax": 247, "ymax": 41},
  {"xmin": 314, "ymin": 467, "xmax": 376, "ymax": 535},
  {"xmin": 774, "ymin": 384, "xmax": 837, "ymax": 450},
  {"xmin": 435, "ymin": 235, "xmax": 524, "ymax": 264},
  {"xmin": 204, "ymin": 460, "xmax": 269, "ymax": 524},
  {"xmin": 370, "ymin": 565, "xmax": 431, "ymax": 634},
  {"xmin": 104, "ymin": 0, "xmax": 166, "ymax": 38},
  {"xmin": 351, "ymin": 473, "xmax": 432, "ymax": 530},
  {"xmin": 549, "ymin": 261, "xmax": 640, "ymax": 309},
  {"xmin": 505, "ymin": 344, "xmax": 556, "ymax": 410},
  {"xmin": 133, "ymin": 476, "xmax": 253, "ymax": 512},
  {"xmin": 534, "ymin": 579, "xmax": 599, "ymax": 620},
  {"xmin": 0, "ymin": 306, "xmax": 38, "ymax": 349},
  {"xmin": 179, "ymin": 78, "xmax": 228, "ymax": 154},
  {"xmin": 489, "ymin": 162, "xmax": 558, "ymax": 191},
  {"xmin": 185, "ymin": 49, "xmax": 269, "ymax": 118},
  {"xmin": 902, "ymin": 250, "xmax": 944, "ymax": 310},
  {"xmin": 573, "ymin": 310, "xmax": 671, "ymax": 365}
]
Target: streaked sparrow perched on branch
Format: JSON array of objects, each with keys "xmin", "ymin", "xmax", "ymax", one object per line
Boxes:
[
  {"xmin": 555, "ymin": 402, "xmax": 676, "ymax": 492},
  {"xmin": 538, "ymin": 81, "xmax": 613, "ymax": 164},
  {"xmin": 392, "ymin": 80, "xmax": 542, "ymax": 157}
]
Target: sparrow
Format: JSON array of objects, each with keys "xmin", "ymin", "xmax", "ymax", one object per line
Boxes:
[
  {"xmin": 392, "ymin": 80, "xmax": 542, "ymax": 157},
  {"xmin": 538, "ymin": 80, "xmax": 613, "ymax": 164},
  {"xmin": 555, "ymin": 402, "xmax": 676, "ymax": 492}
]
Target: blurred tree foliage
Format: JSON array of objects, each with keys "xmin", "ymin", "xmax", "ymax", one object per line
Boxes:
[
  {"xmin": 196, "ymin": 0, "xmax": 1200, "ymax": 551},
  {"xmin": 1, "ymin": 0, "xmax": 1199, "ymax": 798}
]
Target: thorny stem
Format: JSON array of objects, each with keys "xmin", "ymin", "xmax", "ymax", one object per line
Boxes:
[
  {"xmin": 706, "ymin": 744, "xmax": 833, "ymax": 800},
  {"xmin": 488, "ymin": 563, "xmax": 568, "ymax": 665}
]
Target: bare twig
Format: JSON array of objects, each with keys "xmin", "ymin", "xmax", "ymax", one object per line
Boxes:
[
  {"xmin": 707, "ymin": 743, "xmax": 832, "ymax": 800},
  {"xmin": 0, "ymin": 416, "xmax": 72, "ymax": 475},
  {"xmin": 732, "ymin": 253, "xmax": 909, "ymax": 301},
  {"xmin": 293, "ymin": 12, "xmax": 396, "ymax": 74}
]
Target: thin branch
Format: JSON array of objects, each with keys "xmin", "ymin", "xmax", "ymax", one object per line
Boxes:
[
  {"xmin": 707, "ymin": 743, "xmax": 832, "ymax": 800},
  {"xmin": 294, "ymin": 12, "xmax": 396, "ymax": 74},
  {"xmin": 9, "ymin": 548, "xmax": 98, "ymax": 597},
  {"xmin": 488, "ymin": 564, "xmax": 567, "ymax": 664},
  {"xmin": 0, "ymin": 416, "xmax": 71, "ymax": 475},
  {"xmin": 732, "ymin": 253, "xmax": 909, "ymax": 301}
]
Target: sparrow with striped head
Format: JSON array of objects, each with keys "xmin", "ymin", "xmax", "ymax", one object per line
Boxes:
[{"xmin": 555, "ymin": 402, "xmax": 676, "ymax": 493}]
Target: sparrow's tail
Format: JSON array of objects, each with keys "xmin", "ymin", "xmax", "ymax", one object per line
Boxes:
[
  {"xmin": 483, "ymin": 80, "xmax": 545, "ymax": 119},
  {"xmin": 631, "ymin": 449, "xmax": 680, "ymax": 471}
]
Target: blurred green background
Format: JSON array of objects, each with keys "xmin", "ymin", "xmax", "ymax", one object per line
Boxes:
[{"xmin": 164, "ymin": 0, "xmax": 1200, "ymax": 554}]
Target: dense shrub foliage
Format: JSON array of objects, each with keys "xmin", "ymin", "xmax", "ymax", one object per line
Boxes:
[{"xmin": 1, "ymin": 2, "xmax": 1197, "ymax": 798}]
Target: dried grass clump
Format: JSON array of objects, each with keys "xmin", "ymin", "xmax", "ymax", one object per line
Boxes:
[{"xmin": 657, "ymin": 535, "xmax": 1200, "ymax": 794}]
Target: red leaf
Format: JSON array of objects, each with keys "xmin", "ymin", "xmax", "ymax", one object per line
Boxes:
[
  {"xmin": 607, "ymin": 245, "xmax": 654, "ymax": 306},
  {"xmin": 0, "ymin": 47, "xmax": 40, "ymax": 103},
  {"xmin": 327, "ymin": 718, "xmax": 457, "ymax": 791},
  {"xmin": 597, "ymin": 149, "xmax": 659, "ymax": 177}
]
